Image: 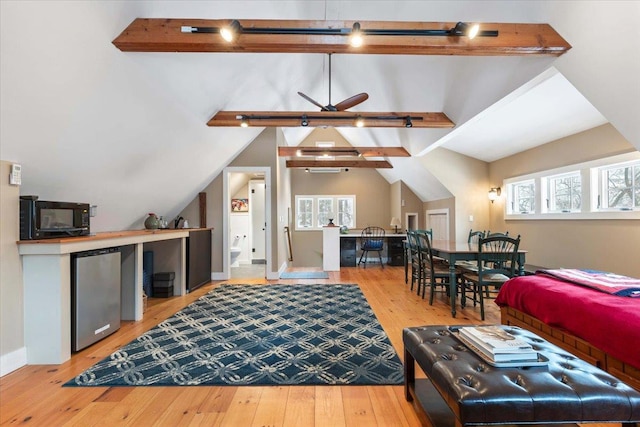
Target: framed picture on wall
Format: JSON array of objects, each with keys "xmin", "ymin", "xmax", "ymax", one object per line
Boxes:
[{"xmin": 231, "ymin": 198, "xmax": 249, "ymax": 212}]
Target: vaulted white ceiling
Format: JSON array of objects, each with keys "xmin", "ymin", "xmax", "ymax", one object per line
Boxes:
[{"xmin": 1, "ymin": 1, "xmax": 638, "ymax": 232}]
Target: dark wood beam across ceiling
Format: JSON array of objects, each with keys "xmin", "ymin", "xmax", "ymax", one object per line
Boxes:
[
  {"xmin": 286, "ymin": 160, "xmax": 392, "ymax": 169},
  {"xmin": 278, "ymin": 146, "xmax": 410, "ymax": 157},
  {"xmin": 113, "ymin": 19, "xmax": 571, "ymax": 56},
  {"xmin": 208, "ymin": 111, "xmax": 454, "ymax": 128}
]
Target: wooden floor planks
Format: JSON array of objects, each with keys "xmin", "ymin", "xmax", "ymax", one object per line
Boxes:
[{"xmin": 0, "ymin": 266, "xmax": 620, "ymax": 426}]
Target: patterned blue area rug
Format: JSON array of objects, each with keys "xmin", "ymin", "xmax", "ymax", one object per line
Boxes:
[{"xmin": 65, "ymin": 284, "xmax": 403, "ymax": 386}]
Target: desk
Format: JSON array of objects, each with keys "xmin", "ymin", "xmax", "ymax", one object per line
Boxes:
[
  {"xmin": 336, "ymin": 233, "xmax": 406, "ymax": 267},
  {"xmin": 430, "ymin": 240, "xmax": 526, "ymax": 317}
]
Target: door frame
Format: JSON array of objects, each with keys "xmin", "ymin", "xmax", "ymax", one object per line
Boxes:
[
  {"xmin": 223, "ymin": 167, "xmax": 272, "ymax": 279},
  {"xmin": 248, "ymin": 179, "xmax": 266, "ymax": 262},
  {"xmin": 404, "ymin": 212, "xmax": 418, "ymax": 232}
]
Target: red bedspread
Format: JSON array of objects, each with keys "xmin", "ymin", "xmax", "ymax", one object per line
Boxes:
[{"xmin": 495, "ymin": 274, "xmax": 640, "ymax": 370}]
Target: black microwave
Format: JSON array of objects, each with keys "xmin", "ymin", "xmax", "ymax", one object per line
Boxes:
[{"xmin": 20, "ymin": 196, "xmax": 90, "ymax": 240}]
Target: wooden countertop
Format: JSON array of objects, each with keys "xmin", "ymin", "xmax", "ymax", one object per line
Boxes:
[
  {"xmin": 17, "ymin": 228, "xmax": 213, "ymax": 245},
  {"xmin": 17, "ymin": 228, "xmax": 213, "ymax": 255}
]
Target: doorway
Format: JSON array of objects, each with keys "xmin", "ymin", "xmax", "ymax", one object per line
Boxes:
[
  {"xmin": 405, "ymin": 212, "xmax": 418, "ymax": 231},
  {"xmin": 223, "ymin": 167, "xmax": 272, "ymax": 280}
]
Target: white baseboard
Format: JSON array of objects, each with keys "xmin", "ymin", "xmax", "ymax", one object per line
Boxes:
[
  {"xmin": 0, "ymin": 347, "xmax": 27, "ymax": 377},
  {"xmin": 211, "ymin": 272, "xmax": 228, "ymax": 281}
]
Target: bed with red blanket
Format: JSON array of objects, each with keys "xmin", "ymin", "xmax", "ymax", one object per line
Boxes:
[{"xmin": 495, "ymin": 269, "xmax": 640, "ymax": 391}]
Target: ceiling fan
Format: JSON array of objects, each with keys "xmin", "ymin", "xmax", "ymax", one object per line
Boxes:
[{"xmin": 298, "ymin": 54, "xmax": 369, "ymax": 112}]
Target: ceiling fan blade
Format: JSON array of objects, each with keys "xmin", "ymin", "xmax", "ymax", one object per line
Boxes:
[
  {"xmin": 335, "ymin": 93, "xmax": 369, "ymax": 111},
  {"xmin": 298, "ymin": 92, "xmax": 328, "ymax": 111}
]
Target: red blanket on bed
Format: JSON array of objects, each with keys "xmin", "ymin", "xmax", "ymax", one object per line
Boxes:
[{"xmin": 495, "ymin": 273, "xmax": 640, "ymax": 370}]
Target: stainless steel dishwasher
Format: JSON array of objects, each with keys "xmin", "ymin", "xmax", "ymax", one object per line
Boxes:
[{"xmin": 71, "ymin": 247, "xmax": 121, "ymax": 352}]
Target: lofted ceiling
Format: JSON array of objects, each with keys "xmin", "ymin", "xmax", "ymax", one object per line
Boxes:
[{"xmin": 0, "ymin": 1, "xmax": 638, "ymax": 232}]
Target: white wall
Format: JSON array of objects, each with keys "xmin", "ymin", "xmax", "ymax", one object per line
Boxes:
[
  {"xmin": 0, "ymin": 161, "xmax": 26, "ymax": 375},
  {"xmin": 546, "ymin": 1, "xmax": 640, "ymax": 149}
]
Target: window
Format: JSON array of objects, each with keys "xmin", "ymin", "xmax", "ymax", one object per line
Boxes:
[
  {"xmin": 317, "ymin": 197, "xmax": 334, "ymax": 227},
  {"xmin": 597, "ymin": 160, "xmax": 640, "ymax": 211},
  {"xmin": 337, "ymin": 197, "xmax": 355, "ymax": 228},
  {"xmin": 504, "ymin": 151, "xmax": 640, "ymax": 220},
  {"xmin": 296, "ymin": 197, "xmax": 313, "ymax": 229},
  {"xmin": 295, "ymin": 195, "xmax": 356, "ymax": 230},
  {"xmin": 546, "ymin": 172, "xmax": 581, "ymax": 212},
  {"xmin": 508, "ymin": 180, "xmax": 535, "ymax": 214}
]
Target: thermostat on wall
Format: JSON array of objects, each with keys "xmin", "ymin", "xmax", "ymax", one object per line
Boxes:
[{"xmin": 9, "ymin": 163, "xmax": 21, "ymax": 186}]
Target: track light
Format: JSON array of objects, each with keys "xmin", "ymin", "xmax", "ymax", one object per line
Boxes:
[
  {"xmin": 216, "ymin": 112, "xmax": 453, "ymax": 128},
  {"xmin": 355, "ymin": 116, "xmax": 365, "ymax": 127},
  {"xmin": 404, "ymin": 116, "xmax": 412, "ymax": 128},
  {"xmin": 451, "ymin": 22, "xmax": 480, "ymax": 39},
  {"xmin": 180, "ymin": 20, "xmax": 498, "ymax": 44},
  {"xmin": 220, "ymin": 19, "xmax": 241, "ymax": 42},
  {"xmin": 350, "ymin": 22, "xmax": 363, "ymax": 47}
]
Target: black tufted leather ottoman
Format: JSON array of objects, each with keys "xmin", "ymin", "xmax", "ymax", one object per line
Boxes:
[{"xmin": 403, "ymin": 325, "xmax": 640, "ymax": 427}]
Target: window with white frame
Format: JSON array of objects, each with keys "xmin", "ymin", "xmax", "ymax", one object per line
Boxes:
[
  {"xmin": 508, "ymin": 180, "xmax": 536, "ymax": 214},
  {"xmin": 546, "ymin": 171, "xmax": 581, "ymax": 212},
  {"xmin": 296, "ymin": 197, "xmax": 314, "ymax": 229},
  {"xmin": 596, "ymin": 160, "xmax": 640, "ymax": 211},
  {"xmin": 295, "ymin": 195, "xmax": 356, "ymax": 230},
  {"xmin": 504, "ymin": 151, "xmax": 640, "ymax": 220},
  {"xmin": 317, "ymin": 197, "xmax": 334, "ymax": 227}
]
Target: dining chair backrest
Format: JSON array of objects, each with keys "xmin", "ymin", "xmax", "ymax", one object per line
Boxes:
[
  {"xmin": 477, "ymin": 234, "xmax": 521, "ymax": 279},
  {"xmin": 415, "ymin": 230, "xmax": 435, "ymax": 268},
  {"xmin": 415, "ymin": 229, "xmax": 433, "ymax": 242},
  {"xmin": 468, "ymin": 229, "xmax": 485, "ymax": 244},
  {"xmin": 361, "ymin": 226, "xmax": 385, "ymax": 250},
  {"xmin": 485, "ymin": 231, "xmax": 509, "ymax": 238}
]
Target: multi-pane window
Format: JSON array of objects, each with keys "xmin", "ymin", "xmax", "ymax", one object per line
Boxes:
[
  {"xmin": 317, "ymin": 198, "xmax": 334, "ymax": 227},
  {"xmin": 295, "ymin": 195, "xmax": 356, "ymax": 230},
  {"xmin": 509, "ymin": 180, "xmax": 535, "ymax": 214},
  {"xmin": 599, "ymin": 161, "xmax": 640, "ymax": 210},
  {"xmin": 296, "ymin": 197, "xmax": 314, "ymax": 229},
  {"xmin": 505, "ymin": 153, "xmax": 639, "ymax": 218},
  {"xmin": 547, "ymin": 172, "xmax": 581, "ymax": 212},
  {"xmin": 337, "ymin": 197, "xmax": 355, "ymax": 228}
]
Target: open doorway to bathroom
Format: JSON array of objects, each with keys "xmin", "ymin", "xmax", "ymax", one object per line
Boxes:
[{"xmin": 224, "ymin": 168, "xmax": 269, "ymax": 279}]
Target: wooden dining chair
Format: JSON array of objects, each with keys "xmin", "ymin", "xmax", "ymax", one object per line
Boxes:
[
  {"xmin": 460, "ymin": 234, "xmax": 521, "ymax": 320},
  {"xmin": 358, "ymin": 226, "xmax": 385, "ymax": 268},
  {"xmin": 455, "ymin": 229, "xmax": 486, "ymax": 272},
  {"xmin": 415, "ymin": 230, "xmax": 450, "ymax": 302}
]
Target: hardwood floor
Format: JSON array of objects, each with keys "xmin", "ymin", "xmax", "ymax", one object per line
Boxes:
[{"xmin": 0, "ymin": 267, "xmax": 619, "ymax": 426}]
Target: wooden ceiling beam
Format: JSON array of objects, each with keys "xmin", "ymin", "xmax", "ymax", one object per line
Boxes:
[
  {"xmin": 286, "ymin": 160, "xmax": 392, "ymax": 169},
  {"xmin": 113, "ymin": 19, "xmax": 571, "ymax": 56},
  {"xmin": 208, "ymin": 111, "xmax": 454, "ymax": 128},
  {"xmin": 278, "ymin": 146, "xmax": 411, "ymax": 157}
]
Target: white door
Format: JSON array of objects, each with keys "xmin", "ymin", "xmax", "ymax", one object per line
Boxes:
[
  {"xmin": 427, "ymin": 211, "xmax": 449, "ymax": 240},
  {"xmin": 249, "ymin": 180, "xmax": 266, "ymax": 261}
]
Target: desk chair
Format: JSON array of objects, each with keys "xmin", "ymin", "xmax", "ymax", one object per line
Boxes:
[
  {"xmin": 358, "ymin": 226, "xmax": 385, "ymax": 268},
  {"xmin": 460, "ymin": 234, "xmax": 521, "ymax": 320}
]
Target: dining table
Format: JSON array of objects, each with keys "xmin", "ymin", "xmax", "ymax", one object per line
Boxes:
[{"xmin": 429, "ymin": 240, "xmax": 527, "ymax": 317}]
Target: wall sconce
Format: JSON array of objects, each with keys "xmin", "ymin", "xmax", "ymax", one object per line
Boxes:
[
  {"xmin": 390, "ymin": 217, "xmax": 402, "ymax": 233},
  {"xmin": 488, "ymin": 187, "xmax": 501, "ymax": 203}
]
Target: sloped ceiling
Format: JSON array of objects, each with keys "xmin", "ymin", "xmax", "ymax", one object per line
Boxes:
[{"xmin": 1, "ymin": 1, "xmax": 638, "ymax": 232}]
